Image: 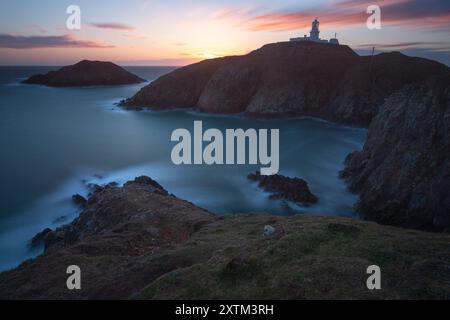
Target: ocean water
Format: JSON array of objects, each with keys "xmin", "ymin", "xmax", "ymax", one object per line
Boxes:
[{"xmin": 0, "ymin": 66, "xmax": 367, "ymax": 271}]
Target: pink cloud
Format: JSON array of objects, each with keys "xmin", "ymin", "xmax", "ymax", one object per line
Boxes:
[
  {"xmin": 0, "ymin": 34, "xmax": 114, "ymax": 49},
  {"xmin": 90, "ymin": 23, "xmax": 135, "ymax": 31},
  {"xmin": 216, "ymin": 0, "xmax": 450, "ymax": 32}
]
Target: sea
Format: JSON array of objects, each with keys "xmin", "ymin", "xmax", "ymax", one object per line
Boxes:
[{"xmin": 0, "ymin": 66, "xmax": 367, "ymax": 271}]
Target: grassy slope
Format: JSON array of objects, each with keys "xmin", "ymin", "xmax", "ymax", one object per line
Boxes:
[{"xmin": 139, "ymin": 214, "xmax": 450, "ymax": 300}]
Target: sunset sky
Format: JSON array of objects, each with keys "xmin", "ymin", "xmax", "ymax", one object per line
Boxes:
[{"xmin": 0, "ymin": 0, "xmax": 449, "ymax": 66}]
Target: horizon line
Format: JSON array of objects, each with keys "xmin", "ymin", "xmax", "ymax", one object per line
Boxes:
[
  {"xmin": 0, "ymin": 64, "xmax": 184, "ymax": 67},
  {"xmin": 0, "ymin": 45, "xmax": 449, "ymax": 67}
]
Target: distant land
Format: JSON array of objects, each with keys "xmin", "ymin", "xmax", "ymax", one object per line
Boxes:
[{"xmin": 22, "ymin": 60, "xmax": 145, "ymax": 87}]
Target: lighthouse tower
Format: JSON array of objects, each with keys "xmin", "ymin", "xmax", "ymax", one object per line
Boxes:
[
  {"xmin": 310, "ymin": 18, "xmax": 320, "ymax": 41},
  {"xmin": 289, "ymin": 18, "xmax": 339, "ymax": 44}
]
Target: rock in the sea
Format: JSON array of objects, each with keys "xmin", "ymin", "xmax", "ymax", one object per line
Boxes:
[
  {"xmin": 122, "ymin": 42, "xmax": 447, "ymax": 126},
  {"xmin": 22, "ymin": 60, "xmax": 145, "ymax": 87},
  {"xmin": 341, "ymin": 74, "xmax": 450, "ymax": 231},
  {"xmin": 83, "ymin": 181, "xmax": 118, "ymax": 197},
  {"xmin": 71, "ymin": 194, "xmax": 87, "ymax": 207},
  {"xmin": 248, "ymin": 171, "xmax": 318, "ymax": 205},
  {"xmin": 85, "ymin": 183, "xmax": 102, "ymax": 194},
  {"xmin": 29, "ymin": 228, "xmax": 52, "ymax": 248}
]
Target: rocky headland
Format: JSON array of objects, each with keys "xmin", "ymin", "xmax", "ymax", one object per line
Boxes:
[
  {"xmin": 1, "ymin": 176, "xmax": 449, "ymax": 299},
  {"xmin": 23, "ymin": 60, "xmax": 145, "ymax": 87},
  {"xmin": 122, "ymin": 42, "xmax": 447, "ymax": 126},
  {"xmin": 121, "ymin": 41, "xmax": 450, "ymax": 231}
]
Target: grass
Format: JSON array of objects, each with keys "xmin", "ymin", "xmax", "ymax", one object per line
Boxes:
[{"xmin": 138, "ymin": 214, "xmax": 450, "ymax": 299}]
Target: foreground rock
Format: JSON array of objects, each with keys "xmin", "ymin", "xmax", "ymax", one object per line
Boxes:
[
  {"xmin": 23, "ymin": 60, "xmax": 145, "ymax": 87},
  {"xmin": 1, "ymin": 176, "xmax": 449, "ymax": 299},
  {"xmin": 122, "ymin": 42, "xmax": 447, "ymax": 126},
  {"xmin": 341, "ymin": 74, "xmax": 450, "ymax": 231},
  {"xmin": 248, "ymin": 171, "xmax": 318, "ymax": 205}
]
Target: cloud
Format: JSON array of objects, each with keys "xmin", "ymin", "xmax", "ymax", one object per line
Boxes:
[
  {"xmin": 30, "ymin": 25, "xmax": 48, "ymax": 34},
  {"xmin": 356, "ymin": 41, "xmax": 450, "ymax": 50},
  {"xmin": 0, "ymin": 34, "xmax": 114, "ymax": 49},
  {"xmin": 355, "ymin": 47, "xmax": 450, "ymax": 65},
  {"xmin": 90, "ymin": 23, "xmax": 135, "ymax": 31},
  {"xmin": 216, "ymin": 0, "xmax": 450, "ymax": 31}
]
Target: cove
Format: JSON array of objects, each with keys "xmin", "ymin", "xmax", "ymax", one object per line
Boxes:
[{"xmin": 0, "ymin": 66, "xmax": 367, "ymax": 272}]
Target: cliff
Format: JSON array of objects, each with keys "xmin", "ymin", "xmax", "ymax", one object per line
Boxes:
[
  {"xmin": 122, "ymin": 42, "xmax": 447, "ymax": 126},
  {"xmin": 341, "ymin": 74, "xmax": 450, "ymax": 231},
  {"xmin": 23, "ymin": 60, "xmax": 145, "ymax": 87},
  {"xmin": 1, "ymin": 177, "xmax": 449, "ymax": 299}
]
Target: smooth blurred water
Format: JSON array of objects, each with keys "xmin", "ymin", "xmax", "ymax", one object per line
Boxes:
[{"xmin": 0, "ymin": 66, "xmax": 367, "ymax": 271}]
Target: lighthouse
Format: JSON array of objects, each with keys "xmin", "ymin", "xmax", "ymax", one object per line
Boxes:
[
  {"xmin": 290, "ymin": 18, "xmax": 339, "ymax": 45},
  {"xmin": 310, "ymin": 18, "xmax": 320, "ymax": 41}
]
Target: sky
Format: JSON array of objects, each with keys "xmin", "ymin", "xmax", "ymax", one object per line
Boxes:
[{"xmin": 0, "ymin": 0, "xmax": 449, "ymax": 66}]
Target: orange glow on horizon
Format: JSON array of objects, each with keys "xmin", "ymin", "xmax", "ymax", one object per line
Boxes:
[{"xmin": 0, "ymin": 1, "xmax": 449, "ymax": 66}]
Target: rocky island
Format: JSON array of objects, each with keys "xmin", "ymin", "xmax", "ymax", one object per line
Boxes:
[
  {"xmin": 1, "ymin": 176, "xmax": 449, "ymax": 299},
  {"xmin": 23, "ymin": 60, "xmax": 145, "ymax": 87}
]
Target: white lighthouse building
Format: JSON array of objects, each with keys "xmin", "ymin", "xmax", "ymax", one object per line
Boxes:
[{"xmin": 290, "ymin": 18, "xmax": 339, "ymax": 45}]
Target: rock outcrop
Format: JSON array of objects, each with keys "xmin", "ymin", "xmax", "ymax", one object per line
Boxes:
[
  {"xmin": 341, "ymin": 74, "xmax": 450, "ymax": 231},
  {"xmin": 248, "ymin": 171, "xmax": 318, "ymax": 205},
  {"xmin": 71, "ymin": 194, "xmax": 87, "ymax": 207},
  {"xmin": 122, "ymin": 42, "xmax": 447, "ymax": 126},
  {"xmin": 1, "ymin": 176, "xmax": 449, "ymax": 299},
  {"xmin": 40, "ymin": 176, "xmax": 213, "ymax": 253},
  {"xmin": 23, "ymin": 60, "xmax": 145, "ymax": 87},
  {"xmin": 29, "ymin": 228, "xmax": 52, "ymax": 248}
]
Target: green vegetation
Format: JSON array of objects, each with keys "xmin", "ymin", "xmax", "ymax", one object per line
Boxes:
[{"xmin": 139, "ymin": 214, "xmax": 450, "ymax": 300}]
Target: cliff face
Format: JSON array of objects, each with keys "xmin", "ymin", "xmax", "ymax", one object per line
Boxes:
[
  {"xmin": 122, "ymin": 42, "xmax": 447, "ymax": 126},
  {"xmin": 23, "ymin": 60, "xmax": 145, "ymax": 87},
  {"xmin": 124, "ymin": 57, "xmax": 236, "ymax": 109},
  {"xmin": 1, "ymin": 176, "xmax": 449, "ymax": 299},
  {"xmin": 342, "ymin": 74, "xmax": 450, "ymax": 231}
]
